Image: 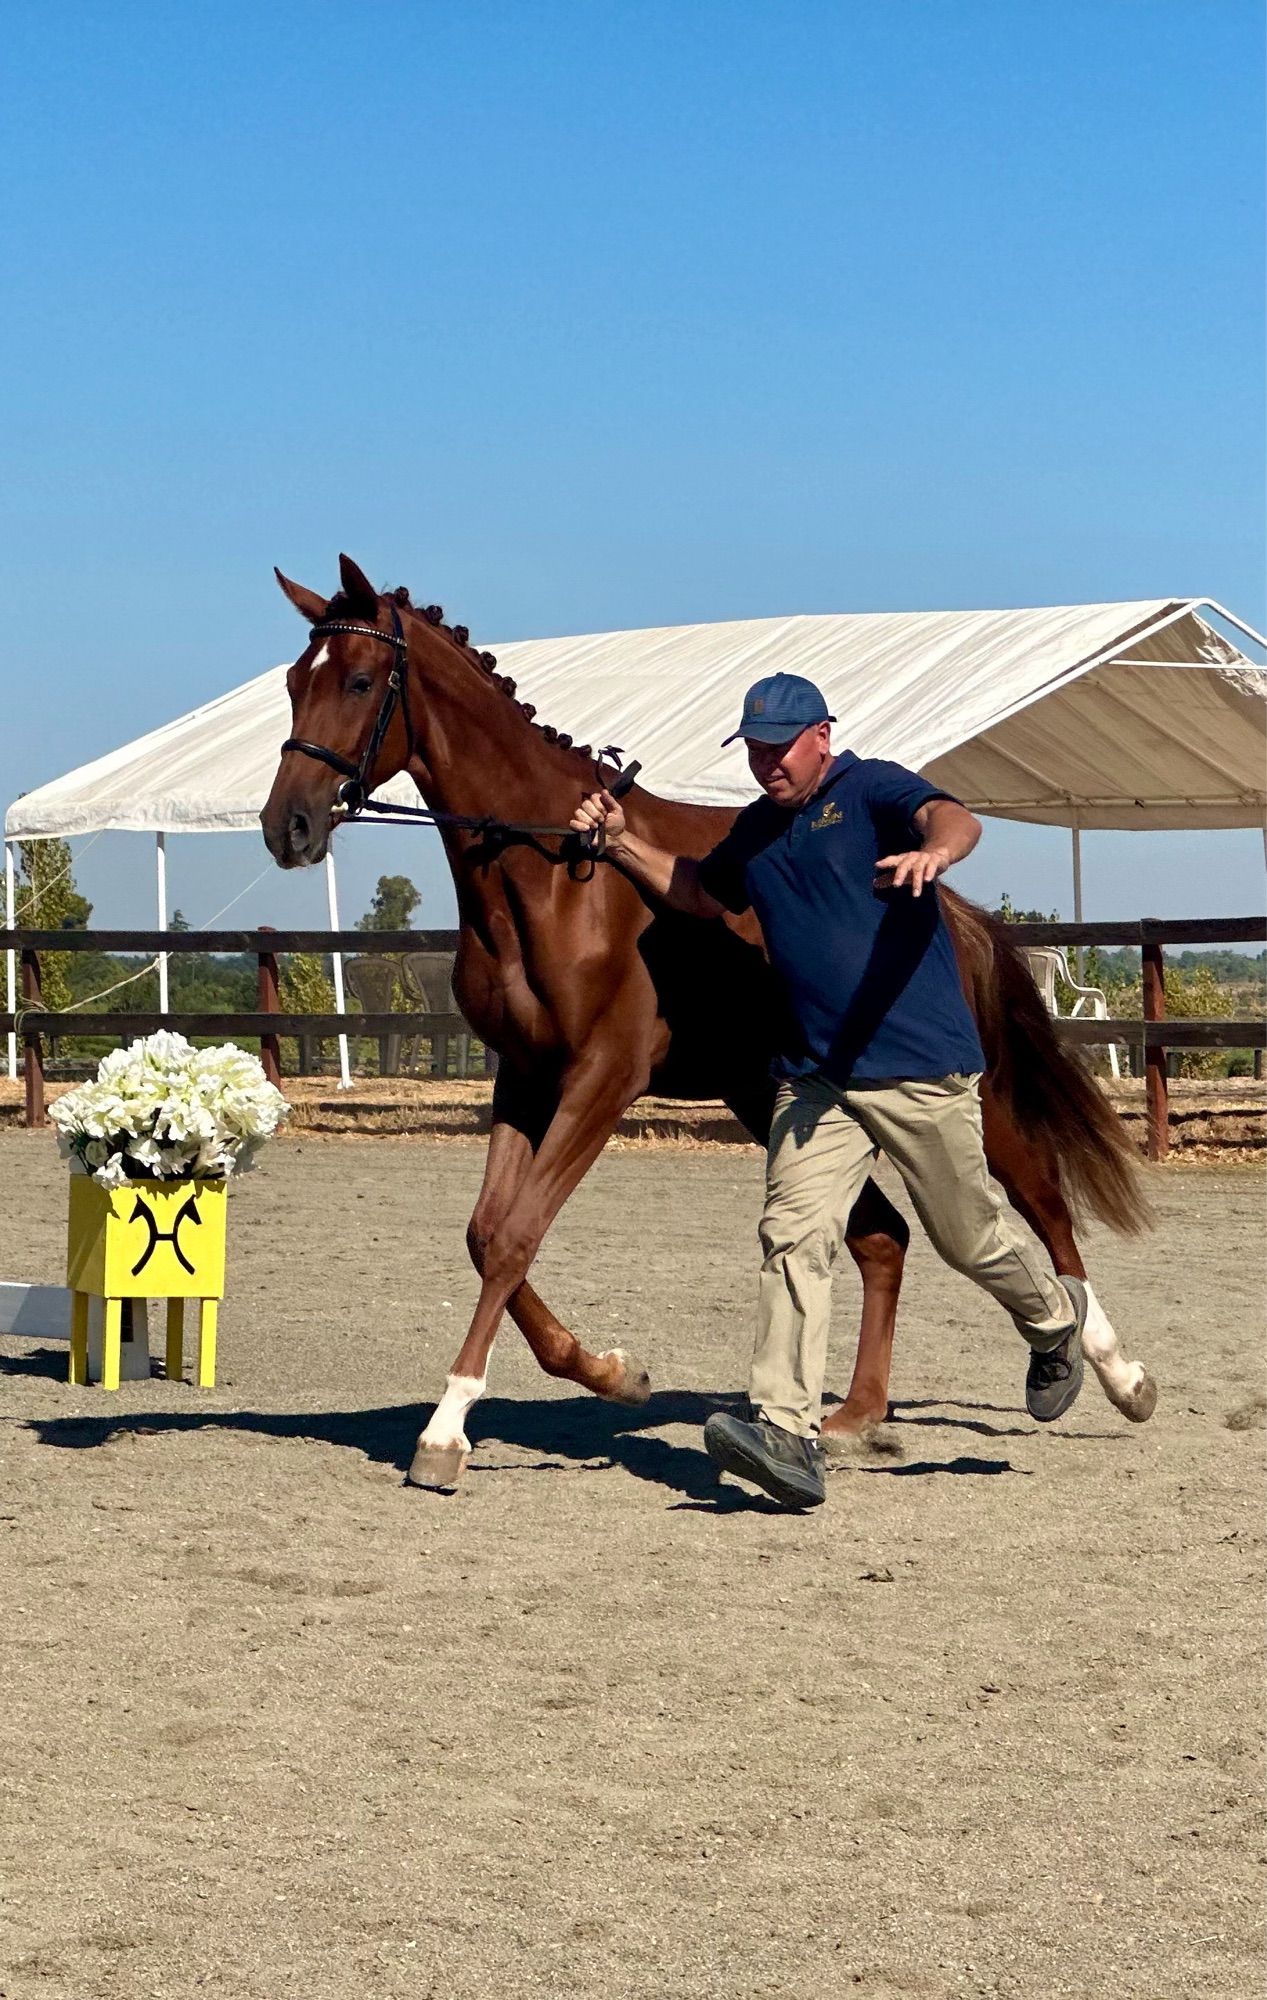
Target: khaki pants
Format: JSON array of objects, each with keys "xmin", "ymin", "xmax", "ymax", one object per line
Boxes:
[{"xmin": 751, "ymin": 1071, "xmax": 1076, "ymax": 1437}]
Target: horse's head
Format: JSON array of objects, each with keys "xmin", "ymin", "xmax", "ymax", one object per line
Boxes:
[{"xmin": 261, "ymin": 554, "xmax": 413, "ymax": 867}]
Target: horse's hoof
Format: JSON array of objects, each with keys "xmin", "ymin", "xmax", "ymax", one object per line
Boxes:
[
  {"xmin": 1121, "ymin": 1368, "xmax": 1158, "ymax": 1424},
  {"xmin": 406, "ymin": 1440, "xmax": 469, "ymax": 1490},
  {"xmin": 821, "ymin": 1400, "xmax": 889, "ymax": 1441},
  {"xmin": 602, "ymin": 1348, "xmax": 652, "ymax": 1406}
]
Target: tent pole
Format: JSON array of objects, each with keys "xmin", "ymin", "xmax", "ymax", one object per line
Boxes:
[
  {"xmin": 156, "ymin": 833, "xmax": 169, "ymax": 1014},
  {"xmin": 325, "ymin": 850, "xmax": 352, "ymax": 1090},
  {"xmin": 1071, "ymin": 814, "xmax": 1084, "ymax": 981},
  {"xmin": 5, "ymin": 841, "xmax": 16, "ymax": 1082},
  {"xmin": 1195, "ymin": 598, "xmax": 1267, "ymax": 654}
]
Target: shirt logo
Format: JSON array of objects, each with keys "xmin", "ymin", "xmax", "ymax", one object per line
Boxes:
[{"xmin": 810, "ymin": 799, "xmax": 843, "ymax": 830}]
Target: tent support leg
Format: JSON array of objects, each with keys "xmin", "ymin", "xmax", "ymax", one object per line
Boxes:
[
  {"xmin": 325, "ymin": 850, "xmax": 352, "ymax": 1090},
  {"xmin": 1071, "ymin": 815, "xmax": 1084, "ymax": 982},
  {"xmin": 5, "ymin": 841, "xmax": 15, "ymax": 1083},
  {"xmin": 156, "ymin": 832, "xmax": 169, "ymax": 1014}
]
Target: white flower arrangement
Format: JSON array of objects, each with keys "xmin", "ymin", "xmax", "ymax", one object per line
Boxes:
[{"xmin": 50, "ymin": 1032, "xmax": 288, "ymax": 1188}]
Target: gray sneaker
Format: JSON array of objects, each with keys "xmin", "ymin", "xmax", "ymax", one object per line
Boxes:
[
  {"xmin": 703, "ymin": 1412, "xmax": 827, "ymax": 1509},
  {"xmin": 1025, "ymin": 1275, "xmax": 1088, "ymax": 1423}
]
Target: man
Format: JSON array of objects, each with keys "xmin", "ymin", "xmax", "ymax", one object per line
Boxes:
[{"xmin": 570, "ymin": 671, "xmax": 1087, "ymax": 1512}]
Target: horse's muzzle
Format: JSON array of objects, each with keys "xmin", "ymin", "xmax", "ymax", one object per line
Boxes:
[{"xmin": 260, "ymin": 798, "xmax": 329, "ymax": 869}]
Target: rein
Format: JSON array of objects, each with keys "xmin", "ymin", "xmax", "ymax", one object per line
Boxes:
[{"xmin": 280, "ymin": 608, "xmax": 639, "ymax": 856}]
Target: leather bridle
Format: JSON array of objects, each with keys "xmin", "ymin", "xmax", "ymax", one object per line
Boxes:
[
  {"xmin": 281, "ymin": 605, "xmax": 414, "ymax": 816},
  {"xmin": 278, "ymin": 605, "xmax": 640, "ymax": 858}
]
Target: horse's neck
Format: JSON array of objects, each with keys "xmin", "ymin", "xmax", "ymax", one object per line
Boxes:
[
  {"xmin": 405, "ymin": 636, "xmax": 576, "ymax": 828},
  {"xmin": 401, "ymin": 628, "xmax": 594, "ymax": 955}
]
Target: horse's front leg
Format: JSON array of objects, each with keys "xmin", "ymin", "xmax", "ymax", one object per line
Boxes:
[
  {"xmin": 821, "ymin": 1177, "xmax": 909, "ymax": 1442},
  {"xmin": 411, "ymin": 1107, "xmax": 537, "ymax": 1491},
  {"xmin": 408, "ymin": 1046, "xmax": 651, "ymax": 1489}
]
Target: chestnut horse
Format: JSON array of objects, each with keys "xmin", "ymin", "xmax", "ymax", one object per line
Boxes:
[{"xmin": 261, "ymin": 555, "xmax": 1156, "ymax": 1490}]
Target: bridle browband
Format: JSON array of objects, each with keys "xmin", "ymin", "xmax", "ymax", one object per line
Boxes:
[
  {"xmin": 279, "ymin": 604, "xmax": 639, "ymax": 860},
  {"xmin": 281, "ymin": 607, "xmax": 414, "ymax": 815}
]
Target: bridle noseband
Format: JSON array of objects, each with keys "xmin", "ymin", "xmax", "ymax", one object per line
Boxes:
[{"xmin": 281, "ymin": 606, "xmax": 413, "ymax": 814}]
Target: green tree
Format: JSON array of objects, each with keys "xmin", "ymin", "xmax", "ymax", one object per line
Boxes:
[
  {"xmin": 356, "ymin": 874, "xmax": 421, "ymax": 932},
  {"xmin": 1100, "ymin": 960, "xmax": 1240, "ymax": 1079},
  {"xmin": 13, "ymin": 838, "xmax": 93, "ymax": 1012},
  {"xmin": 995, "ymin": 891, "xmax": 1058, "ymax": 926},
  {"xmin": 279, "ymin": 952, "xmax": 337, "ymax": 1073}
]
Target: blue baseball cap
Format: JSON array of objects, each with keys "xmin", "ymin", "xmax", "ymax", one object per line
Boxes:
[{"xmin": 721, "ymin": 672, "xmax": 836, "ymax": 746}]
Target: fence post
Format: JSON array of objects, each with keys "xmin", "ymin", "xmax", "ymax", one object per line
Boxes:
[
  {"xmin": 1141, "ymin": 921, "xmax": 1168, "ymax": 1163},
  {"xmin": 257, "ymin": 925, "xmax": 282, "ymax": 1087},
  {"xmin": 21, "ymin": 947, "xmax": 45, "ymax": 1128}
]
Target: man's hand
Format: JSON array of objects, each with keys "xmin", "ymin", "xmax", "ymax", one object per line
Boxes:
[
  {"xmin": 568, "ymin": 788, "xmax": 724, "ymax": 918},
  {"xmin": 879, "ymin": 799, "xmax": 981, "ymax": 894},
  {"xmin": 570, "ymin": 789, "xmax": 626, "ymax": 852},
  {"xmin": 874, "ymin": 846, "xmax": 953, "ymax": 897}
]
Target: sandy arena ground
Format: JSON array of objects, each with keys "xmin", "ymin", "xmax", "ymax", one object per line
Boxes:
[{"xmin": 0, "ymin": 1129, "xmax": 1263, "ymax": 1999}]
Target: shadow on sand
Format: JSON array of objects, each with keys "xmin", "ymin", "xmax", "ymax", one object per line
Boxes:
[{"xmin": 8, "ymin": 1372, "xmax": 1071, "ymax": 1509}]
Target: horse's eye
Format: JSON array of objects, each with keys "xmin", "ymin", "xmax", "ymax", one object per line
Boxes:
[{"xmin": 348, "ymin": 675, "xmax": 374, "ymax": 697}]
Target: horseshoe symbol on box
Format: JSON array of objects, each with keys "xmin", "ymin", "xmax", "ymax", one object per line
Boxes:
[{"xmin": 128, "ymin": 1191, "xmax": 203, "ymax": 1277}]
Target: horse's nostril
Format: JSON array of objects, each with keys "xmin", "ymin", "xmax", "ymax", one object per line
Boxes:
[{"xmin": 290, "ymin": 809, "xmax": 310, "ymax": 849}]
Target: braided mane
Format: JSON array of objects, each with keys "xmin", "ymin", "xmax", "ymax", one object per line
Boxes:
[{"xmin": 335, "ymin": 583, "xmax": 598, "ymax": 764}]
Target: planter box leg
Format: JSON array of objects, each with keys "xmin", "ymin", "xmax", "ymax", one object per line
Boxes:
[
  {"xmin": 69, "ymin": 1291, "xmax": 88, "ymax": 1385},
  {"xmin": 102, "ymin": 1298, "xmax": 122, "ymax": 1392},
  {"xmin": 197, "ymin": 1300, "xmax": 218, "ymax": 1387},
  {"xmin": 166, "ymin": 1299, "xmax": 184, "ymax": 1383}
]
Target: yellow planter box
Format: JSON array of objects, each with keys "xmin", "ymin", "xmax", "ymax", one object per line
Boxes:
[
  {"xmin": 65, "ymin": 1177, "xmax": 228, "ymax": 1390},
  {"xmin": 67, "ymin": 1177, "xmax": 227, "ymax": 1299}
]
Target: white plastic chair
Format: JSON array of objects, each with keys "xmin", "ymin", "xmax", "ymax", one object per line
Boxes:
[{"xmin": 1021, "ymin": 947, "xmax": 1121, "ymax": 1081}]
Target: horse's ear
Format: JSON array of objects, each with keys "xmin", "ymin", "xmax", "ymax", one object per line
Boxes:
[
  {"xmin": 338, "ymin": 553, "xmax": 379, "ymax": 612},
  {"xmin": 274, "ymin": 569, "xmax": 329, "ymax": 624}
]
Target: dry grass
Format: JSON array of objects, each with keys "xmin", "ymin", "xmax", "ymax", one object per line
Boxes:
[{"xmin": 2, "ymin": 1071, "xmax": 1263, "ymax": 1155}]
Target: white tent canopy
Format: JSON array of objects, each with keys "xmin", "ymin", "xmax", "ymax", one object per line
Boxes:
[
  {"xmin": 8, "ymin": 596, "xmax": 1265, "ymax": 840},
  {"xmin": 7, "ymin": 593, "xmax": 1263, "ymax": 1089}
]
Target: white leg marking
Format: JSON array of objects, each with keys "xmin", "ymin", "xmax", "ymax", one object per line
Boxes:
[
  {"xmin": 1080, "ymin": 1281, "xmax": 1155, "ymax": 1420},
  {"xmin": 419, "ymin": 1371, "xmax": 487, "ymax": 1453}
]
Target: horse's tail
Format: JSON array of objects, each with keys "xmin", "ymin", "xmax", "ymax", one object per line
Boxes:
[{"xmin": 945, "ymin": 890, "xmax": 1152, "ymax": 1236}]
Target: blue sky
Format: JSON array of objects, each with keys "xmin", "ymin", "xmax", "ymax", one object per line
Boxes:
[{"xmin": 3, "ymin": 0, "xmax": 1263, "ymax": 934}]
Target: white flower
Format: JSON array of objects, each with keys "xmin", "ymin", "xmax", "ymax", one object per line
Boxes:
[{"xmin": 52, "ymin": 1035, "xmax": 288, "ymax": 1185}]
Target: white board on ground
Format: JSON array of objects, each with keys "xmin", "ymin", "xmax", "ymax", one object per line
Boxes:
[{"xmin": 0, "ymin": 1283, "xmax": 152, "ymax": 1381}]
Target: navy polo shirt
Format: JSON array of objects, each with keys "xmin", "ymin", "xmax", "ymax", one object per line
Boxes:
[{"xmin": 698, "ymin": 752, "xmax": 986, "ymax": 1084}]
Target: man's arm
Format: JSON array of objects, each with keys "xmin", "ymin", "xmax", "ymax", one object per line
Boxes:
[
  {"xmin": 874, "ymin": 797, "xmax": 981, "ymax": 898},
  {"xmin": 569, "ymin": 790, "xmax": 727, "ymax": 919}
]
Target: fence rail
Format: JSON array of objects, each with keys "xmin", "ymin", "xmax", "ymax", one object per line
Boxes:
[
  {"xmin": 4, "ymin": 914, "xmax": 1262, "ymax": 955},
  {"xmin": 4, "ymin": 918, "xmax": 1264, "ymax": 1158},
  {"xmin": 0, "ymin": 929, "xmax": 460, "ymax": 955}
]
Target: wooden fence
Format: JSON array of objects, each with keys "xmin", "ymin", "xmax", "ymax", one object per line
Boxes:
[{"xmin": 3, "ymin": 917, "xmax": 1264, "ymax": 1161}]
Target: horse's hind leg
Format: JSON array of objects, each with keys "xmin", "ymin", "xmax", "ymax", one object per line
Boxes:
[
  {"xmin": 821, "ymin": 1177, "xmax": 909, "ymax": 1440},
  {"xmin": 981, "ymin": 1087, "xmax": 1157, "ymax": 1424}
]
